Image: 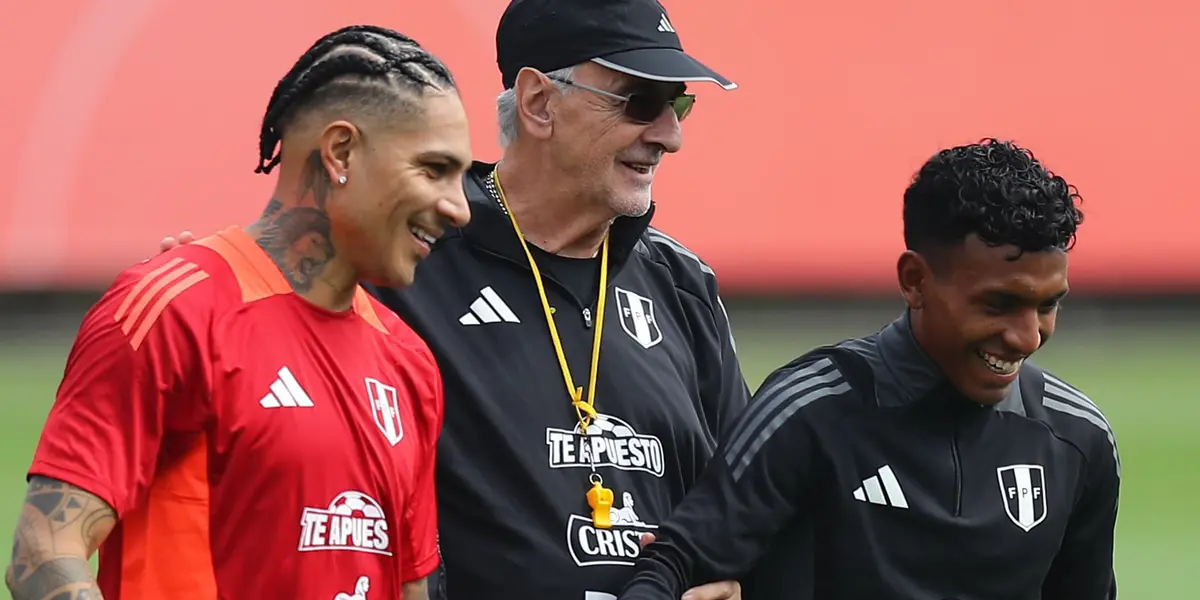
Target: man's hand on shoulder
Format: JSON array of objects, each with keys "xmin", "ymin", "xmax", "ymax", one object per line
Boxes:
[
  {"xmin": 159, "ymin": 230, "xmax": 196, "ymax": 254},
  {"xmin": 639, "ymin": 533, "xmax": 742, "ymax": 600}
]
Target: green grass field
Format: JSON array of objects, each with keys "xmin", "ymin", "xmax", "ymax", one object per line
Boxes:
[{"xmin": 0, "ymin": 301, "xmax": 1196, "ymax": 596}]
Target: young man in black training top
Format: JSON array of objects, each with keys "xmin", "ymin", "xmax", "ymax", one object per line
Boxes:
[{"xmin": 618, "ymin": 139, "xmax": 1120, "ymax": 600}]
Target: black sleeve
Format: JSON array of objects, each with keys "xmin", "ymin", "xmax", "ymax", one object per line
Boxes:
[
  {"xmin": 647, "ymin": 231, "xmax": 751, "ymax": 446},
  {"xmin": 1041, "ymin": 434, "xmax": 1121, "ymax": 599},
  {"xmin": 618, "ymin": 356, "xmax": 850, "ymax": 600},
  {"xmin": 697, "ymin": 280, "xmax": 752, "ymax": 445}
]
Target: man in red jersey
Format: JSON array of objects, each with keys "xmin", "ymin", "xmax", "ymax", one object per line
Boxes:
[{"xmin": 4, "ymin": 25, "xmax": 471, "ymax": 600}]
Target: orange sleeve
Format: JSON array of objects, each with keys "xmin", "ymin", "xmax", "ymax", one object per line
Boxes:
[{"xmin": 28, "ymin": 256, "xmax": 212, "ymax": 517}]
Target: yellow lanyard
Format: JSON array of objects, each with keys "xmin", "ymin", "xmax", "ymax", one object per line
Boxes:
[{"xmin": 491, "ymin": 169, "xmax": 617, "ymax": 528}]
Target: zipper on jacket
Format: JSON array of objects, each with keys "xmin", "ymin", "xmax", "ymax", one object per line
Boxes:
[
  {"xmin": 582, "ymin": 307, "xmax": 593, "ymax": 328},
  {"xmin": 950, "ymin": 420, "xmax": 963, "ymax": 517}
]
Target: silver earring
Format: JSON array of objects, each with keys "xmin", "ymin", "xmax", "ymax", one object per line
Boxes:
[{"xmin": 337, "ymin": 175, "xmax": 347, "ymax": 185}]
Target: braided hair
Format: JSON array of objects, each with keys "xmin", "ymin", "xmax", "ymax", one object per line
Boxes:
[{"xmin": 255, "ymin": 25, "xmax": 457, "ymax": 175}]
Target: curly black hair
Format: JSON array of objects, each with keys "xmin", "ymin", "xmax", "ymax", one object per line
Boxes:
[
  {"xmin": 255, "ymin": 25, "xmax": 457, "ymax": 175},
  {"xmin": 903, "ymin": 138, "xmax": 1084, "ymax": 261}
]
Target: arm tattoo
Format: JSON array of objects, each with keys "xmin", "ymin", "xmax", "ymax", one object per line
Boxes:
[
  {"xmin": 254, "ymin": 150, "xmax": 336, "ymax": 293},
  {"xmin": 401, "ymin": 576, "xmax": 429, "ymax": 600},
  {"xmin": 7, "ymin": 477, "xmax": 114, "ymax": 600}
]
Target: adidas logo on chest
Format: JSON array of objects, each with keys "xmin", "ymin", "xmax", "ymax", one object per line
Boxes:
[
  {"xmin": 459, "ymin": 286, "xmax": 520, "ymax": 326},
  {"xmin": 852, "ymin": 464, "xmax": 909, "ymax": 509}
]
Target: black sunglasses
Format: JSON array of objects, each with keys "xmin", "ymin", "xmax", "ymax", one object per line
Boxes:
[{"xmin": 547, "ymin": 75, "xmax": 695, "ymax": 124}]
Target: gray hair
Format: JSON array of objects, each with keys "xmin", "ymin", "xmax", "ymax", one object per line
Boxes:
[{"xmin": 496, "ymin": 65, "xmax": 577, "ymax": 148}]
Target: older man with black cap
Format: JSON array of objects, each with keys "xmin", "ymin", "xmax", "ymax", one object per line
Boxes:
[
  {"xmin": 401, "ymin": 0, "xmax": 748, "ymax": 596},
  {"xmin": 379, "ymin": 1, "xmax": 749, "ymax": 598},
  {"xmin": 157, "ymin": 0, "xmax": 746, "ymax": 598}
]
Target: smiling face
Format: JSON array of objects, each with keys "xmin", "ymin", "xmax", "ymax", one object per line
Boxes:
[
  {"xmin": 330, "ymin": 88, "xmax": 473, "ymax": 287},
  {"xmin": 544, "ymin": 62, "xmax": 687, "ymax": 218},
  {"xmin": 897, "ymin": 138, "xmax": 1085, "ymax": 405},
  {"xmin": 902, "ymin": 234, "xmax": 1070, "ymax": 404}
]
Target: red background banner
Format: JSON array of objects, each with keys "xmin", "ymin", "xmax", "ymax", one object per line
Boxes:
[{"xmin": 1, "ymin": 0, "xmax": 1197, "ymax": 293}]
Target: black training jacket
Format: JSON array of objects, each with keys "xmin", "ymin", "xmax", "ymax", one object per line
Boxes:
[
  {"xmin": 365, "ymin": 161, "xmax": 751, "ymax": 599},
  {"xmin": 618, "ymin": 312, "xmax": 1121, "ymax": 600}
]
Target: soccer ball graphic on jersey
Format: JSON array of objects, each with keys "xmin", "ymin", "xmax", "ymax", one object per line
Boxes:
[
  {"xmin": 329, "ymin": 491, "xmax": 385, "ymax": 519},
  {"xmin": 576, "ymin": 413, "xmax": 637, "ymax": 438}
]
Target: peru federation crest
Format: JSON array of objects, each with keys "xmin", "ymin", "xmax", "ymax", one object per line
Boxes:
[
  {"xmin": 997, "ymin": 464, "xmax": 1047, "ymax": 532},
  {"xmin": 366, "ymin": 377, "xmax": 403, "ymax": 446},
  {"xmin": 615, "ymin": 287, "xmax": 662, "ymax": 349}
]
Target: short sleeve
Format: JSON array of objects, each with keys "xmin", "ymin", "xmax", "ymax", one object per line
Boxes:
[
  {"xmin": 27, "ymin": 263, "xmax": 210, "ymax": 517},
  {"xmin": 399, "ymin": 356, "xmax": 445, "ymax": 582}
]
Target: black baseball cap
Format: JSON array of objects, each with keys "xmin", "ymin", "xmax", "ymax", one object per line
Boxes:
[{"xmin": 496, "ymin": 0, "xmax": 736, "ymax": 91}]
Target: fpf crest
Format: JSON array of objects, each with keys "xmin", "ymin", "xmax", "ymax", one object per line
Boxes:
[
  {"xmin": 614, "ymin": 287, "xmax": 662, "ymax": 349},
  {"xmin": 996, "ymin": 464, "xmax": 1047, "ymax": 532}
]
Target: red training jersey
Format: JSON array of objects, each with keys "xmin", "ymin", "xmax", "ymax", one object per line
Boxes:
[{"xmin": 28, "ymin": 227, "xmax": 444, "ymax": 599}]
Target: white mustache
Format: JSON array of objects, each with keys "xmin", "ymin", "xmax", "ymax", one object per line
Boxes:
[{"xmin": 620, "ymin": 146, "xmax": 664, "ymax": 165}]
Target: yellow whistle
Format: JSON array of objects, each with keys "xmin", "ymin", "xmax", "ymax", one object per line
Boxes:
[{"xmin": 587, "ymin": 481, "xmax": 614, "ymax": 529}]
